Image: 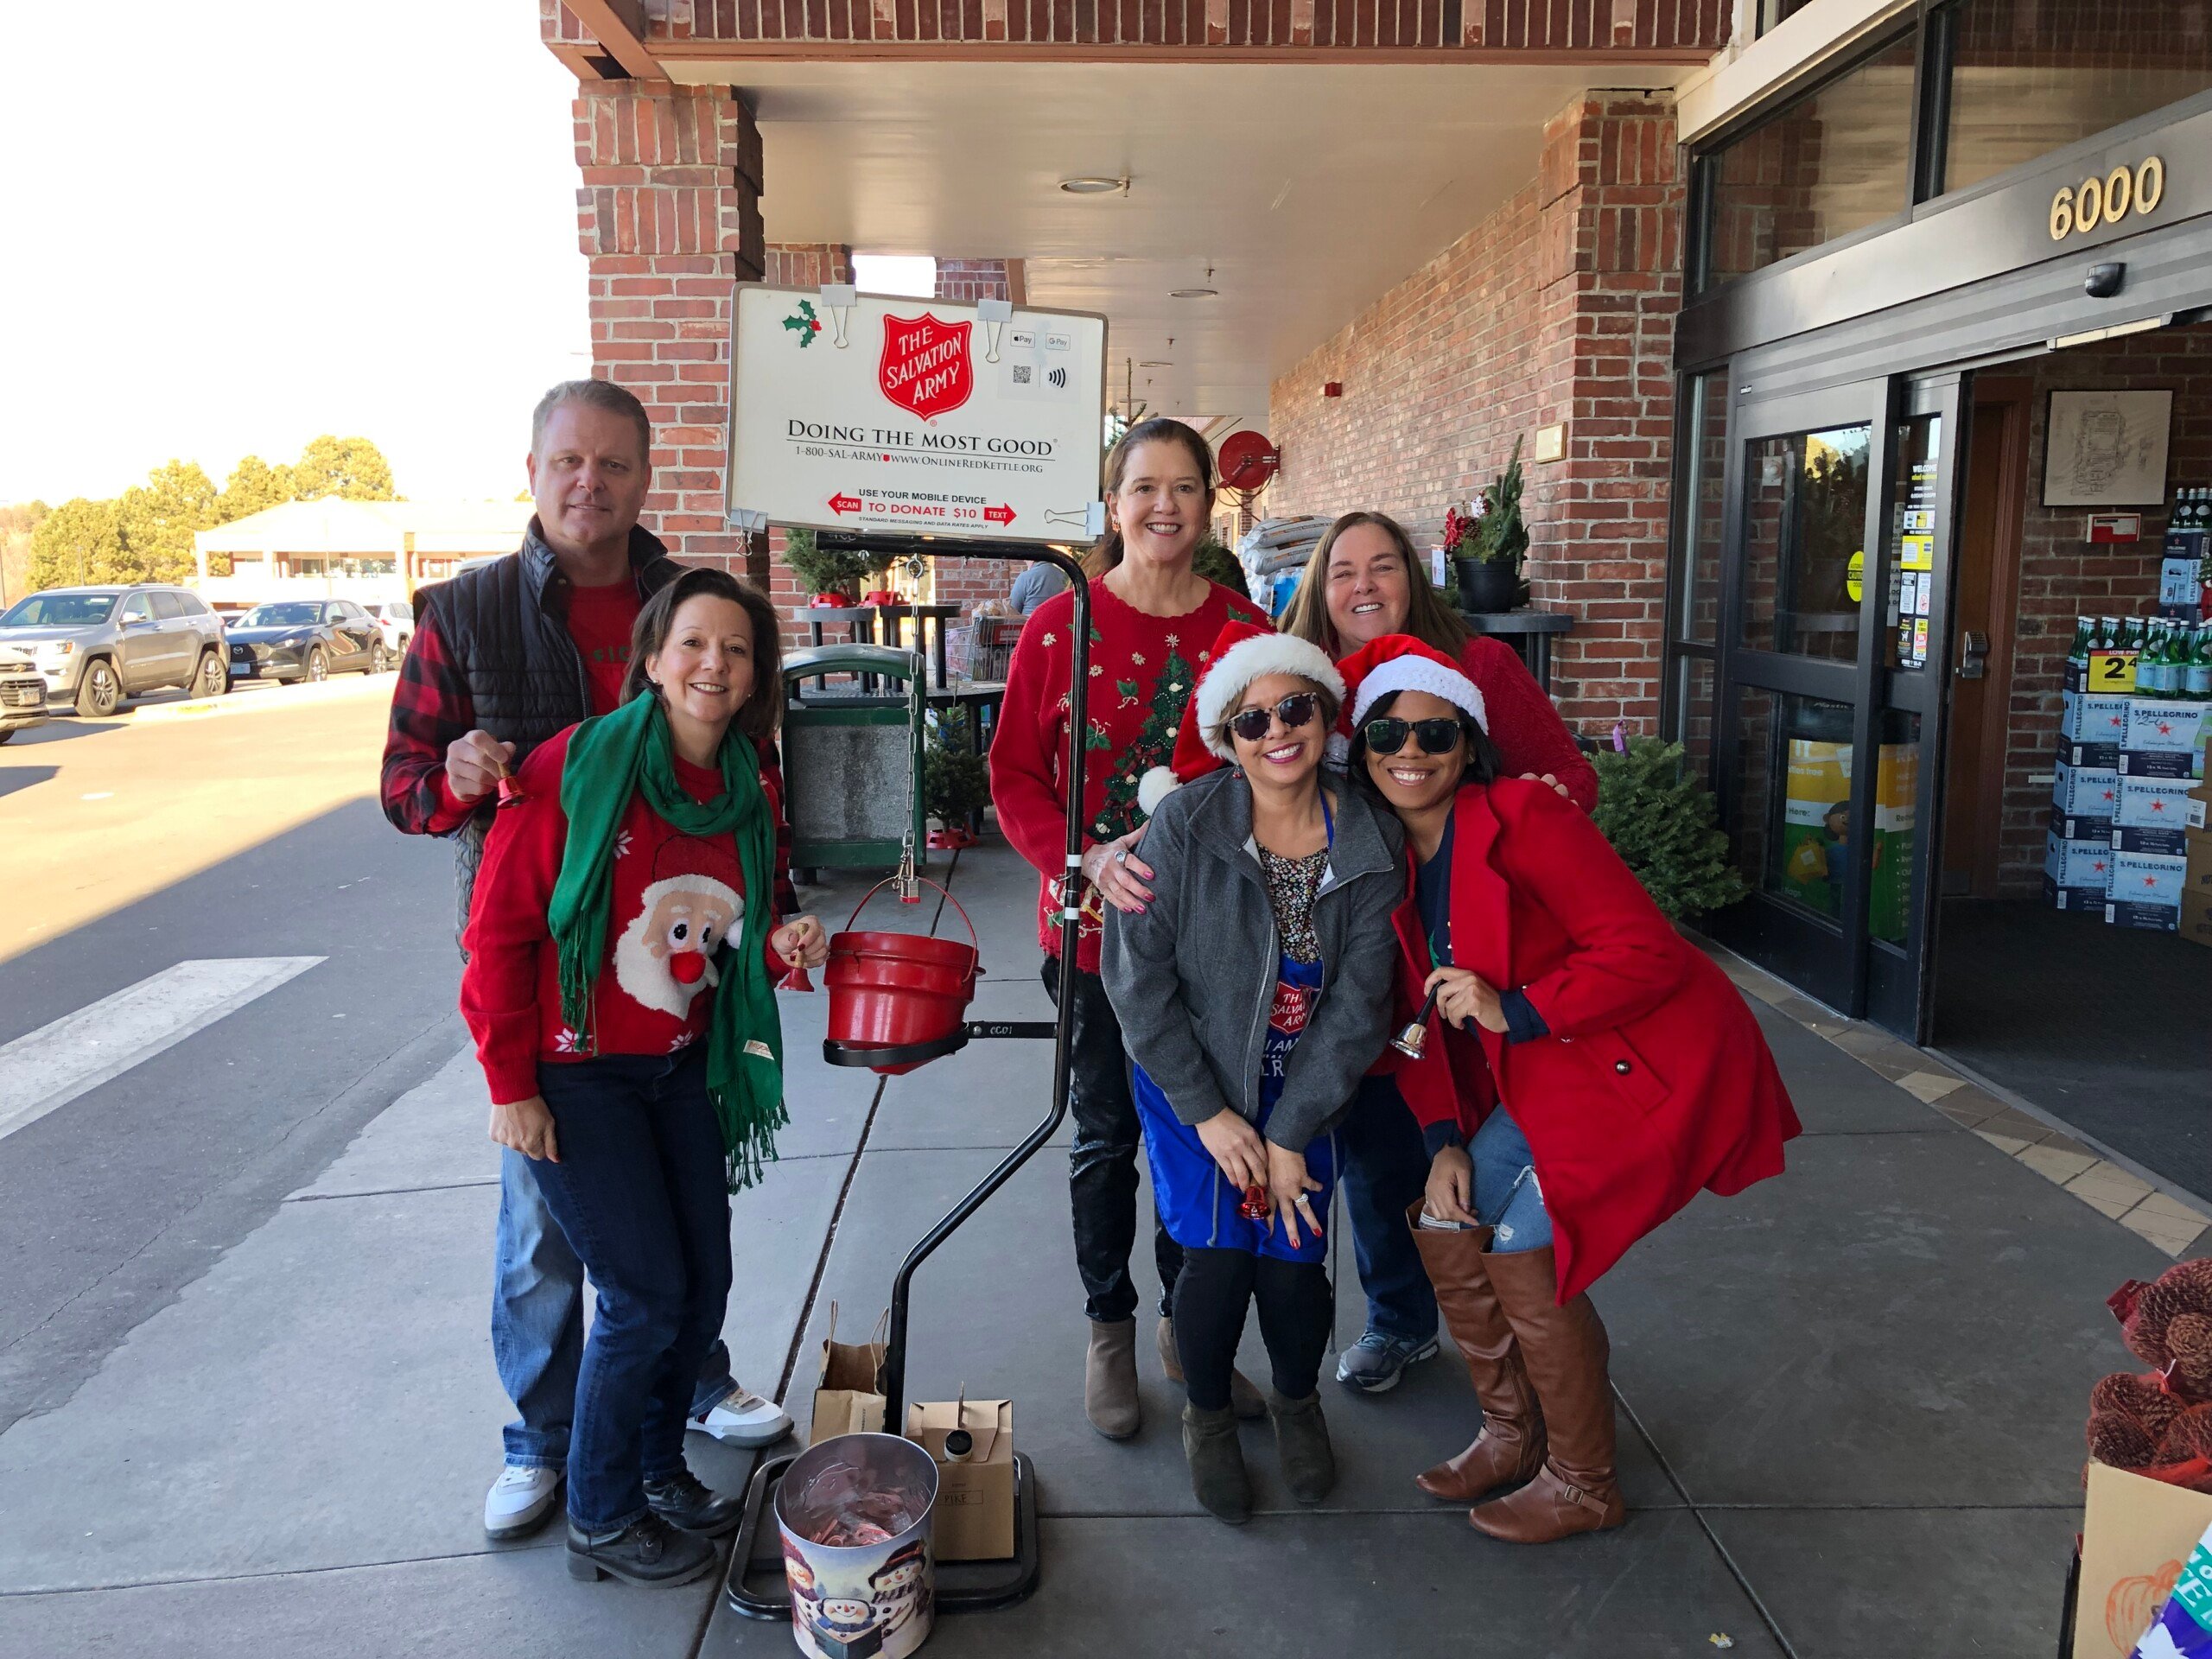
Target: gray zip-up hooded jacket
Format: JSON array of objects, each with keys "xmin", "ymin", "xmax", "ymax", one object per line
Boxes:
[{"xmin": 1102, "ymin": 767, "xmax": 1405, "ymax": 1154}]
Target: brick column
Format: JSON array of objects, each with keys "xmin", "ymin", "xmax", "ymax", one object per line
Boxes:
[
  {"xmin": 575, "ymin": 82, "xmax": 764, "ymax": 572},
  {"xmin": 1524, "ymin": 93, "xmax": 1681, "ymax": 736}
]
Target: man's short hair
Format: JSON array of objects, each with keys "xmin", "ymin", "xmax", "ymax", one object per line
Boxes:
[{"xmin": 531, "ymin": 378, "xmax": 652, "ymax": 464}]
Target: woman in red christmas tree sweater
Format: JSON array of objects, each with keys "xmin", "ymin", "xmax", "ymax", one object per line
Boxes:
[
  {"xmin": 989, "ymin": 416, "xmax": 1273, "ymax": 1440},
  {"xmin": 462, "ymin": 568, "xmax": 828, "ymax": 1590}
]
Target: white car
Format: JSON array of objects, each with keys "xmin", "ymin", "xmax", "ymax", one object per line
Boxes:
[{"xmin": 364, "ymin": 601, "xmax": 415, "ymax": 658}]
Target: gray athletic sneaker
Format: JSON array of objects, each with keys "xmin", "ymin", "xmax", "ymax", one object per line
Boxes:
[{"xmin": 1334, "ymin": 1328, "xmax": 1441, "ymax": 1394}]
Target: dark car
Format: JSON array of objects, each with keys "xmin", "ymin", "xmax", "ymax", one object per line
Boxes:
[
  {"xmin": 227, "ymin": 600, "xmax": 389, "ymax": 684},
  {"xmin": 1, "ymin": 583, "xmax": 231, "ymax": 716}
]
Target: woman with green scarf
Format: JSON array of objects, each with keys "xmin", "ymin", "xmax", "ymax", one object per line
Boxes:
[{"xmin": 461, "ymin": 567, "xmax": 827, "ymax": 1589}]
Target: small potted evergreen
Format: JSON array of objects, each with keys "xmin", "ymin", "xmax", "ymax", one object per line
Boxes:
[
  {"xmin": 1446, "ymin": 438, "xmax": 1529, "ymax": 614},
  {"xmin": 783, "ymin": 526, "xmax": 887, "ymax": 606},
  {"xmin": 924, "ymin": 707, "xmax": 990, "ymax": 849},
  {"xmin": 1590, "ymin": 732, "xmax": 1748, "ymax": 923}
]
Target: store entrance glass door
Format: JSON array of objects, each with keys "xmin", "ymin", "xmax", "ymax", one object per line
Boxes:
[{"xmin": 1707, "ymin": 374, "xmax": 1961, "ymax": 1027}]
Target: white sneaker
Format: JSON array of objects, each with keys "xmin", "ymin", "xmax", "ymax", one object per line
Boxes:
[
  {"xmin": 484, "ymin": 1463, "xmax": 563, "ymax": 1542},
  {"xmin": 691, "ymin": 1386, "xmax": 794, "ymax": 1447}
]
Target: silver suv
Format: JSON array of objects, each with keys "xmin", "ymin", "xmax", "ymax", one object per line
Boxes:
[{"xmin": 0, "ymin": 584, "xmax": 231, "ymax": 716}]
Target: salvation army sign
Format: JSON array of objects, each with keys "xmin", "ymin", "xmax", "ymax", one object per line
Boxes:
[
  {"xmin": 728, "ymin": 284, "xmax": 1107, "ymax": 541},
  {"xmin": 879, "ymin": 313, "xmax": 973, "ymax": 420}
]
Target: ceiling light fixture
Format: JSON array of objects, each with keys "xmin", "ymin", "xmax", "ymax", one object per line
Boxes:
[
  {"xmin": 1058, "ymin": 176, "xmax": 1128, "ymax": 195},
  {"xmin": 1139, "ymin": 359, "xmax": 1172, "ymax": 367},
  {"xmin": 1170, "ymin": 288, "xmax": 1217, "ymax": 299}
]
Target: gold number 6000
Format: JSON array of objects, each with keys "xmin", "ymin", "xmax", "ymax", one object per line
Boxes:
[{"xmin": 2052, "ymin": 156, "xmax": 2166, "ymax": 241}]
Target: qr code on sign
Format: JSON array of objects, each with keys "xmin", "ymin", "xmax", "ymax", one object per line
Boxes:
[{"xmin": 1012, "ymin": 365, "xmax": 1032, "ymax": 385}]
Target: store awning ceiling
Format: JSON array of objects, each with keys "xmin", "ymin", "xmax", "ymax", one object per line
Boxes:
[{"xmin": 670, "ymin": 60, "xmax": 1688, "ymax": 423}]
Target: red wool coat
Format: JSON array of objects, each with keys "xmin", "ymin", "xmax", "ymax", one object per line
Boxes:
[{"xmin": 1390, "ymin": 779, "xmax": 1801, "ymax": 1302}]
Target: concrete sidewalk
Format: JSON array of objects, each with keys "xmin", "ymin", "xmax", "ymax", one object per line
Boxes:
[{"xmin": 0, "ymin": 839, "xmax": 2190, "ymax": 1656}]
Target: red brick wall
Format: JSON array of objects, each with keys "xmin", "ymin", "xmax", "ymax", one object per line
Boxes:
[
  {"xmin": 1994, "ymin": 326, "xmax": 2212, "ymax": 893},
  {"xmin": 575, "ymin": 81, "xmax": 764, "ymax": 578},
  {"xmin": 1268, "ymin": 92, "xmax": 1683, "ymax": 737},
  {"xmin": 550, "ymin": 0, "xmax": 1731, "ymax": 50}
]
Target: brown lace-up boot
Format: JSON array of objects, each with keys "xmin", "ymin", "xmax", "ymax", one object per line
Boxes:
[
  {"xmin": 1467, "ymin": 1245, "xmax": 1626, "ymax": 1543},
  {"xmin": 1406, "ymin": 1207, "xmax": 1545, "ymax": 1503}
]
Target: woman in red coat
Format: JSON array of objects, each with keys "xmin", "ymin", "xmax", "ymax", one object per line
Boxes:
[
  {"xmin": 1339, "ymin": 635, "xmax": 1799, "ymax": 1545},
  {"xmin": 1279, "ymin": 511, "xmax": 1599, "ymax": 1395}
]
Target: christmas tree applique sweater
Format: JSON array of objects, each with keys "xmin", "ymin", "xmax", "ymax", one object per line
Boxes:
[
  {"xmin": 461, "ymin": 724, "xmax": 790, "ymax": 1106},
  {"xmin": 989, "ymin": 580, "xmax": 1270, "ymax": 973}
]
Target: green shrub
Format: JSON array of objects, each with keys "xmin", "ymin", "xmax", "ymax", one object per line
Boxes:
[{"xmin": 1590, "ymin": 735, "xmax": 1746, "ymax": 922}]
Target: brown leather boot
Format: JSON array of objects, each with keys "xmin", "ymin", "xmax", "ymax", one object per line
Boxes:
[
  {"xmin": 1085, "ymin": 1318, "xmax": 1141, "ymax": 1440},
  {"xmin": 1158, "ymin": 1314, "xmax": 1268, "ymax": 1421},
  {"xmin": 1406, "ymin": 1206, "xmax": 1545, "ymax": 1502},
  {"xmin": 1467, "ymin": 1245, "xmax": 1626, "ymax": 1543}
]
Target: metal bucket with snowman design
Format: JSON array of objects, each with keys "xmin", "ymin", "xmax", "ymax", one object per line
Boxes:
[{"xmin": 776, "ymin": 1432, "xmax": 938, "ymax": 1658}]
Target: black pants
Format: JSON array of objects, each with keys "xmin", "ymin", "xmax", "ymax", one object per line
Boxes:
[
  {"xmin": 1173, "ymin": 1247, "xmax": 1333, "ymax": 1412},
  {"xmin": 1043, "ymin": 955, "xmax": 1184, "ymax": 1323}
]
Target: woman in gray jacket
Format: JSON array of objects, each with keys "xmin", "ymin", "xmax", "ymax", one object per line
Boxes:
[{"xmin": 1103, "ymin": 620, "xmax": 1404, "ymax": 1522}]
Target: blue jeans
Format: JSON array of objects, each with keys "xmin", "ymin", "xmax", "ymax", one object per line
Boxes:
[
  {"xmin": 493, "ymin": 1155, "xmax": 738, "ymax": 1469},
  {"xmin": 526, "ymin": 1047, "xmax": 736, "ymax": 1532},
  {"xmin": 1336, "ymin": 1076, "xmax": 1440, "ymax": 1341},
  {"xmin": 1469, "ymin": 1106, "xmax": 1551, "ymax": 1253}
]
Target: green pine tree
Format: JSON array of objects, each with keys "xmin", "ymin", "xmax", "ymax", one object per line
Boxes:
[
  {"xmin": 1590, "ymin": 735, "xmax": 1747, "ymax": 922},
  {"xmin": 1094, "ymin": 647, "xmax": 1196, "ymax": 837}
]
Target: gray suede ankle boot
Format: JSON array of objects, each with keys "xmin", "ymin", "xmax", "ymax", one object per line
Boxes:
[
  {"xmin": 1268, "ymin": 1389, "xmax": 1337, "ymax": 1505},
  {"xmin": 1084, "ymin": 1318, "xmax": 1141, "ymax": 1440},
  {"xmin": 1181, "ymin": 1402, "xmax": 1251, "ymax": 1523}
]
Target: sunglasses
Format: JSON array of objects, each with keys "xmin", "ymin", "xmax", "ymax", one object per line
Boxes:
[
  {"xmin": 1363, "ymin": 715, "xmax": 1465, "ymax": 757},
  {"xmin": 1227, "ymin": 692, "xmax": 1323, "ymax": 744}
]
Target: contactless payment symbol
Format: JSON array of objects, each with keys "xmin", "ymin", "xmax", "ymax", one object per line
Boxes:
[{"xmin": 880, "ymin": 313, "xmax": 974, "ymax": 420}]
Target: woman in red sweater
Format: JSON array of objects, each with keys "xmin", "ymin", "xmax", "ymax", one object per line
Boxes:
[
  {"xmin": 1340, "ymin": 635, "xmax": 1797, "ymax": 1545},
  {"xmin": 989, "ymin": 416, "xmax": 1273, "ymax": 1440},
  {"xmin": 462, "ymin": 568, "xmax": 828, "ymax": 1589},
  {"xmin": 1280, "ymin": 510, "xmax": 1599, "ymax": 1396}
]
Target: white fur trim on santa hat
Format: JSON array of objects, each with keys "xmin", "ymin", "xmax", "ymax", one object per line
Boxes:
[
  {"xmin": 1351, "ymin": 656, "xmax": 1487, "ymax": 732},
  {"xmin": 1137, "ymin": 766, "xmax": 1181, "ymax": 817},
  {"xmin": 1194, "ymin": 634, "xmax": 1347, "ymax": 760}
]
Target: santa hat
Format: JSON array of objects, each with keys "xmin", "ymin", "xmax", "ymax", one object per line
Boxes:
[
  {"xmin": 1136, "ymin": 620, "xmax": 1346, "ymax": 815},
  {"xmin": 1337, "ymin": 634, "xmax": 1487, "ymax": 734}
]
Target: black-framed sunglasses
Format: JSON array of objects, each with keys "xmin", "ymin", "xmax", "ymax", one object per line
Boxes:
[
  {"xmin": 1227, "ymin": 692, "xmax": 1323, "ymax": 744},
  {"xmin": 1363, "ymin": 715, "xmax": 1465, "ymax": 756}
]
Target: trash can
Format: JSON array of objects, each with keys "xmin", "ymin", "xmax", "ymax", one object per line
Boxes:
[
  {"xmin": 782, "ymin": 643, "xmax": 928, "ymax": 877},
  {"xmin": 777, "ymin": 1431, "xmax": 939, "ymax": 1659}
]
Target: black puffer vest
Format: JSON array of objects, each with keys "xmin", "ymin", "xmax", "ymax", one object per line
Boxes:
[{"xmin": 420, "ymin": 519, "xmax": 681, "ymax": 765}]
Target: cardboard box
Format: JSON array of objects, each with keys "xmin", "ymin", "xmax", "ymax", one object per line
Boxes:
[
  {"xmin": 2186, "ymin": 828, "xmax": 2212, "ymax": 893},
  {"xmin": 2048, "ymin": 876, "xmax": 2111, "ymax": 913},
  {"xmin": 2069, "ymin": 740, "xmax": 2127, "ymax": 771},
  {"xmin": 2054, "ymin": 804, "xmax": 2119, "ymax": 842},
  {"xmin": 2065, "ymin": 689, "xmax": 2133, "ymax": 745},
  {"xmin": 2048, "ymin": 831, "xmax": 2116, "ymax": 893},
  {"xmin": 904, "ymin": 1398, "xmax": 1014, "ymax": 1561},
  {"xmin": 2056, "ymin": 759, "xmax": 2124, "ymax": 822},
  {"xmin": 809, "ymin": 1304, "xmax": 888, "ymax": 1446},
  {"xmin": 2114, "ymin": 823, "xmax": 2192, "ymax": 857},
  {"xmin": 2126, "ymin": 697, "xmax": 2212, "ymax": 754},
  {"xmin": 2120, "ymin": 747, "xmax": 2201, "ymax": 779},
  {"xmin": 2120, "ymin": 775, "xmax": 2203, "ymax": 831},
  {"xmin": 2182, "ymin": 887, "xmax": 2212, "ymax": 949},
  {"xmin": 2075, "ymin": 1461, "xmax": 2212, "ymax": 1659}
]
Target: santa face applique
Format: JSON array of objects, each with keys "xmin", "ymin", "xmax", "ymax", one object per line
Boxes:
[{"xmin": 612, "ymin": 831, "xmax": 748, "ymax": 1018}]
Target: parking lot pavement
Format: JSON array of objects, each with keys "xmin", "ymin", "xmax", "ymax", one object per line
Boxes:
[{"xmin": 0, "ymin": 836, "xmax": 2164, "ymax": 1658}]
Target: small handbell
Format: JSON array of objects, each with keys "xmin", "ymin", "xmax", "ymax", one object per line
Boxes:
[
  {"xmin": 779, "ymin": 961, "xmax": 816, "ymax": 993},
  {"xmin": 495, "ymin": 772, "xmax": 529, "ymax": 810},
  {"xmin": 1389, "ymin": 985, "xmax": 1441, "ymax": 1060},
  {"xmin": 1237, "ymin": 1183, "xmax": 1271, "ymax": 1222}
]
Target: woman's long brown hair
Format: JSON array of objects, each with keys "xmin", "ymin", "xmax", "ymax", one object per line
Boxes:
[
  {"xmin": 1280, "ymin": 510, "xmax": 1470, "ymax": 659},
  {"xmin": 1083, "ymin": 417, "xmax": 1217, "ymax": 580}
]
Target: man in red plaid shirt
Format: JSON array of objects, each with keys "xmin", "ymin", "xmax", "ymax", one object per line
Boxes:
[{"xmin": 381, "ymin": 379, "xmax": 797, "ymax": 1545}]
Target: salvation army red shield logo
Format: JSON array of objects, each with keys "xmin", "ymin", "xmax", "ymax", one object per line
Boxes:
[{"xmin": 879, "ymin": 313, "xmax": 974, "ymax": 420}]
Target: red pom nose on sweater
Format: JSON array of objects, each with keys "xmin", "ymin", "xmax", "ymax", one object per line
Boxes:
[{"xmin": 668, "ymin": 950, "xmax": 708, "ymax": 985}]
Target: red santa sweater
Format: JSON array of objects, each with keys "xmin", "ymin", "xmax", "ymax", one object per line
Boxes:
[
  {"xmin": 461, "ymin": 724, "xmax": 788, "ymax": 1105},
  {"xmin": 988, "ymin": 579, "xmax": 1270, "ymax": 973}
]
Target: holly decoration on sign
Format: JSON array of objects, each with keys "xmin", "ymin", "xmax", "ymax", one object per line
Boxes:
[
  {"xmin": 784, "ymin": 299, "xmax": 823, "ymax": 346},
  {"xmin": 1094, "ymin": 645, "xmax": 1196, "ymax": 837}
]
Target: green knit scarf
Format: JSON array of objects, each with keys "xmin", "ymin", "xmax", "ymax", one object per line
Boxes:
[{"xmin": 549, "ymin": 693, "xmax": 786, "ymax": 1191}]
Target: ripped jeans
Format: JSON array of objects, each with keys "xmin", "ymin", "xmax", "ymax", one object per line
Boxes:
[{"xmin": 1470, "ymin": 1107, "xmax": 1552, "ymax": 1255}]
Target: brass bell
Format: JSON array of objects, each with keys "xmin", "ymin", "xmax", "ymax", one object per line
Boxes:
[{"xmin": 1390, "ymin": 984, "xmax": 1441, "ymax": 1060}]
